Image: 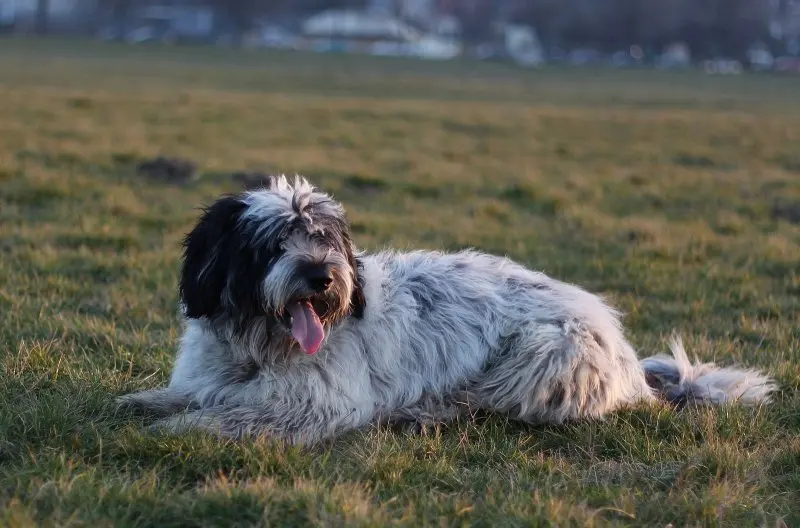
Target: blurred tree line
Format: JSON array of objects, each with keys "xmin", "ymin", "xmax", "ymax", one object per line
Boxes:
[
  {"xmin": 93, "ymin": 0, "xmax": 366, "ymax": 41},
  {"xmin": 507, "ymin": 0, "xmax": 776, "ymax": 57},
  {"xmin": 34, "ymin": 0, "xmax": 791, "ymax": 59}
]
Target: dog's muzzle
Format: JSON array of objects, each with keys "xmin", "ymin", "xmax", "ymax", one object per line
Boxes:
[
  {"xmin": 278, "ymin": 263, "xmax": 336, "ymax": 356},
  {"xmin": 303, "ymin": 263, "xmax": 333, "ymax": 294}
]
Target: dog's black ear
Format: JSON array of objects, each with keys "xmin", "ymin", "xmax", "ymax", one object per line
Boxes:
[
  {"xmin": 349, "ymin": 257, "xmax": 367, "ymax": 319},
  {"xmin": 321, "ymin": 206, "xmax": 366, "ymax": 320},
  {"xmin": 350, "ymin": 282, "xmax": 366, "ymax": 319},
  {"xmin": 179, "ymin": 195, "xmax": 247, "ymax": 319}
]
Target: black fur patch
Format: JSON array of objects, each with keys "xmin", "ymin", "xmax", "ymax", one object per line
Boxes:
[
  {"xmin": 179, "ymin": 194, "xmax": 282, "ymax": 321},
  {"xmin": 506, "ymin": 276, "xmax": 551, "ymax": 292},
  {"xmin": 408, "ymin": 274, "xmax": 438, "ymax": 314},
  {"xmin": 350, "ymin": 258, "xmax": 367, "ymax": 319},
  {"xmin": 546, "ymin": 382, "xmax": 566, "ymax": 408}
]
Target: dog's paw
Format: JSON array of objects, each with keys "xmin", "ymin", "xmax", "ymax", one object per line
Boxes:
[
  {"xmin": 115, "ymin": 389, "xmax": 194, "ymax": 417},
  {"xmin": 148, "ymin": 415, "xmax": 188, "ymax": 435},
  {"xmin": 116, "ymin": 392, "xmax": 148, "ymax": 410},
  {"xmin": 149, "ymin": 411, "xmax": 219, "ymax": 436}
]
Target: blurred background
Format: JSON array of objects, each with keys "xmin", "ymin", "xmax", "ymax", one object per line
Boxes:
[
  {"xmin": 2, "ymin": 0, "xmax": 800, "ymax": 73},
  {"xmin": 1, "ymin": 1, "xmax": 799, "ymax": 526}
]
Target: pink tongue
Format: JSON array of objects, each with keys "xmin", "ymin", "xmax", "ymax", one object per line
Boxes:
[{"xmin": 288, "ymin": 301, "xmax": 325, "ymax": 355}]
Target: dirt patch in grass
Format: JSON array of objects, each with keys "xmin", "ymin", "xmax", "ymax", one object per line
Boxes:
[{"xmin": 135, "ymin": 156, "xmax": 198, "ymax": 185}]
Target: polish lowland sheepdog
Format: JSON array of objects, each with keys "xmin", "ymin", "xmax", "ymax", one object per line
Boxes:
[{"xmin": 117, "ymin": 176, "xmax": 777, "ymax": 444}]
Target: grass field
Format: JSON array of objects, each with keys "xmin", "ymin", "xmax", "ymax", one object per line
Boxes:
[{"xmin": 0, "ymin": 37, "xmax": 798, "ymax": 527}]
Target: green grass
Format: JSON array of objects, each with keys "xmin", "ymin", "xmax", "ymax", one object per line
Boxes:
[{"xmin": 0, "ymin": 37, "xmax": 798, "ymax": 527}]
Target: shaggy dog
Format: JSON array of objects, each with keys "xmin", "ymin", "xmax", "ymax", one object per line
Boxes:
[{"xmin": 117, "ymin": 176, "xmax": 777, "ymax": 444}]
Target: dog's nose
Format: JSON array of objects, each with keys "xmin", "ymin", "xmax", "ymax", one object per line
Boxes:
[{"xmin": 306, "ymin": 265, "xmax": 333, "ymax": 293}]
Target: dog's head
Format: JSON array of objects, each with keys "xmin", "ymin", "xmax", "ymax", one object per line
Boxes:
[{"xmin": 179, "ymin": 175, "xmax": 365, "ymax": 355}]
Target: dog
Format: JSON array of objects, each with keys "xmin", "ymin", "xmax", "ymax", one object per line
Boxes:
[{"xmin": 117, "ymin": 175, "xmax": 777, "ymax": 445}]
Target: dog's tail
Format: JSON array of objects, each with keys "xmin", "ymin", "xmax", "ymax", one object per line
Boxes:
[{"xmin": 640, "ymin": 336, "xmax": 777, "ymax": 408}]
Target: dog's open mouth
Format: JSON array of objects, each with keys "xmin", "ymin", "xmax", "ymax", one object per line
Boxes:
[{"xmin": 281, "ymin": 299, "xmax": 325, "ymax": 355}]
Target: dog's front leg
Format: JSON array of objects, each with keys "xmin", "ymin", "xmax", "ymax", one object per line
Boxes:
[
  {"xmin": 149, "ymin": 365, "xmax": 369, "ymax": 445},
  {"xmin": 149, "ymin": 396, "xmax": 364, "ymax": 445},
  {"xmin": 141, "ymin": 341, "xmax": 374, "ymax": 444}
]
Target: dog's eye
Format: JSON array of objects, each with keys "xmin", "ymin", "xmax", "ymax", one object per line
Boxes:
[{"xmin": 310, "ymin": 231, "xmax": 328, "ymax": 244}]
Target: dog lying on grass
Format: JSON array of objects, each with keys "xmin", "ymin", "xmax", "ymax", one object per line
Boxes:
[{"xmin": 118, "ymin": 175, "xmax": 776, "ymax": 444}]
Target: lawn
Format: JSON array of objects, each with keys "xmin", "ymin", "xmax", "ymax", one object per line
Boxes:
[{"xmin": 0, "ymin": 37, "xmax": 798, "ymax": 527}]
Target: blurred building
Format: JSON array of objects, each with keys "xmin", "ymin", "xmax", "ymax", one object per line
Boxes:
[
  {"xmin": 0, "ymin": 0, "xmax": 95, "ymax": 33},
  {"xmin": 771, "ymin": 0, "xmax": 800, "ymax": 53}
]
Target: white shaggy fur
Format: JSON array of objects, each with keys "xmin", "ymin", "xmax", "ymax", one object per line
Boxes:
[{"xmin": 117, "ymin": 176, "xmax": 777, "ymax": 445}]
